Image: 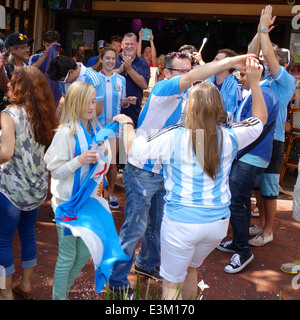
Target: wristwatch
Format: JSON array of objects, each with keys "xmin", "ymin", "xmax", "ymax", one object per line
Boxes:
[{"xmin": 260, "ymin": 27, "xmax": 268, "ymax": 33}]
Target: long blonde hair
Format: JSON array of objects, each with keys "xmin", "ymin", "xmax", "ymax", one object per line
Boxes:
[
  {"xmin": 185, "ymin": 82, "xmax": 226, "ymax": 180},
  {"xmin": 59, "ymin": 81, "xmax": 100, "ymax": 136}
]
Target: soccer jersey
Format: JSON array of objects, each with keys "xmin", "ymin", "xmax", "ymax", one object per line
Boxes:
[
  {"xmin": 269, "ymin": 66, "xmax": 295, "ymax": 142},
  {"xmin": 128, "ymin": 76, "xmax": 189, "ymax": 173},
  {"xmin": 131, "ymin": 117, "xmax": 263, "ymax": 223},
  {"xmin": 97, "ymin": 71, "xmax": 126, "ymax": 127},
  {"xmin": 59, "ymin": 63, "xmax": 105, "ymax": 102}
]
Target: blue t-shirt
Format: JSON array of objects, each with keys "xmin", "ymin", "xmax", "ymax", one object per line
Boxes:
[
  {"xmin": 238, "ymin": 84, "xmax": 279, "ymax": 164},
  {"xmin": 115, "ymin": 53, "xmax": 150, "ymax": 125},
  {"xmin": 29, "ymin": 53, "xmax": 47, "ymax": 73},
  {"xmin": 269, "ymin": 66, "xmax": 295, "ymax": 142},
  {"xmin": 86, "ymin": 56, "xmax": 98, "ymax": 68}
]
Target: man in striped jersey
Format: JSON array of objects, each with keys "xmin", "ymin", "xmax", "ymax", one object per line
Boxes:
[
  {"xmin": 108, "ymin": 50, "xmax": 258, "ymax": 298},
  {"xmin": 47, "ymin": 55, "xmax": 105, "ymax": 117}
]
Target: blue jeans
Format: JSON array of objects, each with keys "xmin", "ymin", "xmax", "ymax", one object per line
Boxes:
[
  {"xmin": 229, "ymin": 161, "xmax": 265, "ymax": 256},
  {"xmin": 0, "ymin": 192, "xmax": 39, "ymax": 275},
  {"xmin": 109, "ymin": 163, "xmax": 165, "ymax": 290}
]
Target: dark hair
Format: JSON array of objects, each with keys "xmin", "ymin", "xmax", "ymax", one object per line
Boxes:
[
  {"xmin": 110, "ymin": 35, "xmax": 122, "ymax": 43},
  {"xmin": 217, "ymin": 48, "xmax": 237, "ymax": 73},
  {"xmin": 47, "ymin": 55, "xmax": 77, "ymax": 81},
  {"xmin": 164, "ymin": 52, "xmax": 190, "ymax": 69},
  {"xmin": 43, "ymin": 30, "xmax": 60, "ymax": 43},
  {"xmin": 179, "ymin": 44, "xmax": 197, "ymax": 53}
]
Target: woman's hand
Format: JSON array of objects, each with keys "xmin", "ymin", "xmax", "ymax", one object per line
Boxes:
[
  {"xmin": 113, "ymin": 114, "xmax": 133, "ymax": 125},
  {"xmin": 77, "ymin": 149, "xmax": 99, "ymax": 165}
]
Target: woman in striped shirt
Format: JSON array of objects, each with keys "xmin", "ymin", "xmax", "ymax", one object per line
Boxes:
[{"xmin": 113, "ymin": 57, "xmax": 268, "ymax": 300}]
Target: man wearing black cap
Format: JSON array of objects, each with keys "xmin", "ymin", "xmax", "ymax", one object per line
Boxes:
[
  {"xmin": 0, "ymin": 33, "xmax": 33, "ymax": 110},
  {"xmin": 3, "ymin": 32, "xmax": 33, "ymax": 78}
]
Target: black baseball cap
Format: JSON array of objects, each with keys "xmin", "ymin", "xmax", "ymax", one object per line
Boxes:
[{"xmin": 5, "ymin": 33, "xmax": 34, "ymax": 48}]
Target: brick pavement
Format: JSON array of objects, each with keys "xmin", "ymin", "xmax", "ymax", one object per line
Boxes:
[{"xmin": 10, "ymin": 168, "xmax": 300, "ymax": 300}]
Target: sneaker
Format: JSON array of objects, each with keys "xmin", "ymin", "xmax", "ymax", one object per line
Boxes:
[
  {"xmin": 216, "ymin": 240, "xmax": 236, "ymax": 253},
  {"xmin": 224, "ymin": 253, "xmax": 254, "ymax": 274},
  {"xmin": 108, "ymin": 286, "xmax": 137, "ymax": 300},
  {"xmin": 249, "ymin": 232, "xmax": 273, "ymax": 246},
  {"xmin": 249, "ymin": 224, "xmax": 262, "ymax": 237},
  {"xmin": 280, "ymin": 260, "xmax": 300, "ymax": 274},
  {"xmin": 108, "ymin": 196, "xmax": 119, "ymax": 209},
  {"xmin": 134, "ymin": 265, "xmax": 163, "ymax": 281}
]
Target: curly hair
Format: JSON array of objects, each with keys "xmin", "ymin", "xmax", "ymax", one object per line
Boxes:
[{"xmin": 8, "ymin": 66, "xmax": 58, "ymax": 146}]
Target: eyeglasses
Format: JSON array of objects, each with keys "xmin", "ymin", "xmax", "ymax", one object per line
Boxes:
[
  {"xmin": 167, "ymin": 68, "xmax": 191, "ymax": 74},
  {"xmin": 281, "ymin": 48, "xmax": 291, "ymax": 66},
  {"xmin": 61, "ymin": 69, "xmax": 71, "ymax": 84},
  {"xmin": 19, "ymin": 34, "xmax": 28, "ymax": 41},
  {"xmin": 166, "ymin": 52, "xmax": 189, "ymax": 59}
]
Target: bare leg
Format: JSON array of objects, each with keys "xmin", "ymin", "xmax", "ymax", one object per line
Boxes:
[
  {"xmin": 0, "ymin": 275, "xmax": 13, "ymax": 300},
  {"xmin": 182, "ymin": 267, "xmax": 198, "ymax": 300},
  {"xmin": 254, "ymin": 189, "xmax": 265, "ymax": 229},
  {"xmin": 162, "ymin": 279, "xmax": 183, "ymax": 300},
  {"xmin": 18, "ymin": 267, "xmax": 33, "ymax": 292},
  {"xmin": 262, "ymin": 199, "xmax": 277, "ymax": 236}
]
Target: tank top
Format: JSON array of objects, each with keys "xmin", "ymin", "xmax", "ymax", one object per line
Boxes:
[{"xmin": 0, "ymin": 105, "xmax": 48, "ymax": 211}]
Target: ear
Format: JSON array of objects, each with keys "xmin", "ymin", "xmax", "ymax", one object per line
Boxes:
[{"xmin": 163, "ymin": 68, "xmax": 171, "ymax": 79}]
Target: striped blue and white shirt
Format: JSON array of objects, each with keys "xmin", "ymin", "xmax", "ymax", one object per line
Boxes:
[
  {"xmin": 128, "ymin": 76, "xmax": 189, "ymax": 173},
  {"xmin": 97, "ymin": 71, "xmax": 126, "ymax": 128},
  {"xmin": 59, "ymin": 63, "xmax": 105, "ymax": 102},
  {"xmin": 131, "ymin": 118, "xmax": 263, "ymax": 223}
]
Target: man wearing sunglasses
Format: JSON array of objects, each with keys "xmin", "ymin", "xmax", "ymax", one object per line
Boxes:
[
  {"xmin": 47, "ymin": 55, "xmax": 104, "ymax": 117},
  {"xmin": 108, "ymin": 48, "xmax": 258, "ymax": 299}
]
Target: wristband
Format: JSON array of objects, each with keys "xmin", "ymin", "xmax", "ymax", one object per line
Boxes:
[{"xmin": 123, "ymin": 122, "xmax": 135, "ymax": 127}]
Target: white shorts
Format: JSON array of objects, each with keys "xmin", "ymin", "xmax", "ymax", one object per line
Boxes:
[{"xmin": 160, "ymin": 214, "xmax": 229, "ymax": 283}]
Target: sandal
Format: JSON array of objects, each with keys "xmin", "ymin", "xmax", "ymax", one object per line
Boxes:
[{"xmin": 13, "ymin": 285, "xmax": 33, "ymax": 300}]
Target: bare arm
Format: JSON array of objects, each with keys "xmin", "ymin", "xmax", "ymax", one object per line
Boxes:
[
  {"xmin": 259, "ymin": 5, "xmax": 280, "ymax": 76},
  {"xmin": 246, "ymin": 58, "xmax": 268, "ymax": 125},
  {"xmin": 0, "ymin": 53, "xmax": 9, "ymax": 93},
  {"xmin": 112, "ymin": 114, "xmax": 137, "ymax": 156},
  {"xmin": 0, "ymin": 112, "xmax": 15, "ymax": 163},
  {"xmin": 179, "ymin": 53, "xmax": 255, "ymax": 92}
]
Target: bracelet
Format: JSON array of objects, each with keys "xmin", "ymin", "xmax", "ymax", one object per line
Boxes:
[{"xmin": 123, "ymin": 122, "xmax": 135, "ymax": 127}]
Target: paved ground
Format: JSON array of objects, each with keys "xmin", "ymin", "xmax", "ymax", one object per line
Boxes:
[{"xmin": 10, "ymin": 167, "xmax": 300, "ymax": 300}]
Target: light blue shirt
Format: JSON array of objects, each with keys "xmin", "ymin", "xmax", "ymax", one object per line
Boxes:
[{"xmin": 269, "ymin": 66, "xmax": 295, "ymax": 142}]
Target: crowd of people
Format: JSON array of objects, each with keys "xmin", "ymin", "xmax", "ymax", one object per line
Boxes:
[{"xmin": 0, "ymin": 5, "xmax": 299, "ymax": 300}]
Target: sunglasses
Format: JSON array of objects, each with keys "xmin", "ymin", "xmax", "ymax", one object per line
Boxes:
[
  {"xmin": 167, "ymin": 68, "xmax": 191, "ymax": 74},
  {"xmin": 281, "ymin": 48, "xmax": 291, "ymax": 66},
  {"xmin": 19, "ymin": 34, "xmax": 28, "ymax": 41},
  {"xmin": 61, "ymin": 69, "xmax": 71, "ymax": 84}
]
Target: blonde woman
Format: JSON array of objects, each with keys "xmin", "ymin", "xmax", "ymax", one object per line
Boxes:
[
  {"xmin": 113, "ymin": 57, "xmax": 268, "ymax": 300},
  {"xmin": 44, "ymin": 81, "xmax": 111, "ymax": 300}
]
